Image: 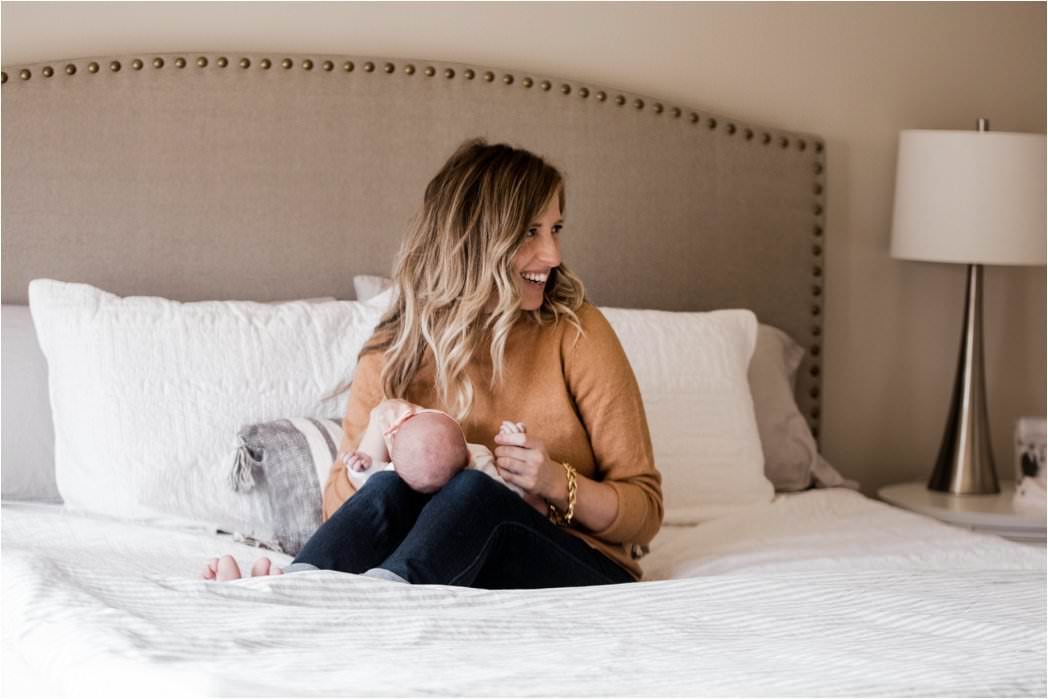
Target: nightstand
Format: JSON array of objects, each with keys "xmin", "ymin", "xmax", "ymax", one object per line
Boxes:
[{"xmin": 878, "ymin": 481, "xmax": 1046, "ymax": 546}]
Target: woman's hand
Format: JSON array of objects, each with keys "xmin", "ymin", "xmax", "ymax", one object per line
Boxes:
[{"xmin": 493, "ymin": 423, "xmax": 564, "ymax": 506}]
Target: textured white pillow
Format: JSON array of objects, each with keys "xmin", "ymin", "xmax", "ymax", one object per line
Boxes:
[
  {"xmin": 352, "ymin": 274, "xmax": 393, "ymax": 301},
  {"xmin": 601, "ymin": 307, "xmax": 773, "ymax": 523},
  {"xmin": 27, "ymin": 279, "xmax": 389, "ymax": 532}
]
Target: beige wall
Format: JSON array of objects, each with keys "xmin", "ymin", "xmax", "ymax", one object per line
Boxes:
[{"xmin": 3, "ymin": 1, "xmax": 1045, "ymax": 496}]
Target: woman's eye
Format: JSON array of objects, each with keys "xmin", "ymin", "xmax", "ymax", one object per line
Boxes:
[{"xmin": 553, "ymin": 225, "xmax": 563, "ymax": 235}]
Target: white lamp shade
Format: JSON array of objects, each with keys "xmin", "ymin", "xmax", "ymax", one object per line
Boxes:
[{"xmin": 890, "ymin": 130, "xmax": 1046, "ymax": 266}]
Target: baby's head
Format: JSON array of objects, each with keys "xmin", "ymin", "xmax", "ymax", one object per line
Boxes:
[{"xmin": 390, "ymin": 411, "xmax": 470, "ymax": 494}]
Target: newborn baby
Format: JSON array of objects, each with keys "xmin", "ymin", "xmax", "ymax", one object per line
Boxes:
[{"xmin": 343, "ymin": 398, "xmax": 531, "ymax": 499}]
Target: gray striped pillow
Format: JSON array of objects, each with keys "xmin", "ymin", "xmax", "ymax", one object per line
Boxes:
[{"xmin": 228, "ymin": 417, "xmax": 343, "ymax": 555}]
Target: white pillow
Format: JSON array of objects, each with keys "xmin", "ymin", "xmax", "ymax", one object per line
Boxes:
[
  {"xmin": 601, "ymin": 307, "xmax": 773, "ymax": 523},
  {"xmin": 27, "ymin": 279, "xmax": 389, "ymax": 532},
  {"xmin": 1, "ymin": 305, "xmax": 60, "ymax": 502},
  {"xmin": 352, "ymin": 274, "xmax": 393, "ymax": 301}
]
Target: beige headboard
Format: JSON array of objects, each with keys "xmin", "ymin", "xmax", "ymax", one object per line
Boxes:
[{"xmin": 1, "ymin": 52, "xmax": 827, "ymax": 438}]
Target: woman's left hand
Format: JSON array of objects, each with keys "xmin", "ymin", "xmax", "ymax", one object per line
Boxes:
[{"xmin": 493, "ymin": 428, "xmax": 562, "ymax": 503}]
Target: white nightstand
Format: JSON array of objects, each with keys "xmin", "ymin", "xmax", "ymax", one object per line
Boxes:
[{"xmin": 878, "ymin": 481, "xmax": 1046, "ymax": 546}]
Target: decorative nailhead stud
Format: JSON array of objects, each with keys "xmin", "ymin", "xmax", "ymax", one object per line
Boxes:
[
  {"xmin": 281, "ymin": 58, "xmax": 293, "ymax": 69},
  {"xmin": 814, "ymin": 162, "xmax": 824, "ymax": 175},
  {"xmin": 653, "ymin": 103, "xmax": 663, "ymax": 114},
  {"xmin": 424, "ymin": 66, "xmax": 435, "ymax": 77},
  {"xmin": 812, "ymin": 326, "xmax": 822, "ymax": 337},
  {"xmin": 304, "ymin": 59, "xmax": 315, "ymax": 71},
  {"xmin": 814, "ymin": 204, "xmax": 823, "ymax": 216},
  {"xmin": 811, "ymin": 345, "xmax": 821, "ymax": 357},
  {"xmin": 814, "ymin": 183, "xmax": 823, "ymax": 195},
  {"xmin": 813, "ymin": 244, "xmax": 823, "ymax": 255},
  {"xmin": 815, "ymin": 142, "xmax": 824, "ymax": 153},
  {"xmin": 110, "ymin": 61, "xmax": 121, "ymax": 72},
  {"xmin": 813, "ymin": 266, "xmax": 823, "ymax": 277},
  {"xmin": 615, "ymin": 95, "xmax": 626, "ymax": 106},
  {"xmin": 671, "ymin": 107, "xmax": 681, "ymax": 118},
  {"xmin": 809, "ymin": 365, "xmax": 821, "ymax": 377},
  {"xmin": 707, "ymin": 118, "xmax": 718, "ymax": 129},
  {"xmin": 1, "ymin": 72, "xmax": 7, "ymax": 83},
  {"xmin": 779, "ymin": 136, "xmax": 789, "ymax": 149},
  {"xmin": 322, "ymin": 60, "xmax": 334, "ymax": 71},
  {"xmin": 363, "ymin": 61, "xmax": 375, "ymax": 72},
  {"xmin": 196, "ymin": 57, "xmax": 208, "ymax": 68},
  {"xmin": 383, "ymin": 62, "xmax": 394, "ymax": 73},
  {"xmin": 633, "ymin": 98, "xmax": 643, "ymax": 109},
  {"xmin": 811, "ymin": 304, "xmax": 821, "ymax": 316},
  {"xmin": 88, "ymin": 62, "xmax": 100, "ymax": 73},
  {"xmin": 579, "ymin": 87, "xmax": 589, "ymax": 98},
  {"xmin": 522, "ymin": 77, "xmax": 533, "ymax": 88},
  {"xmin": 726, "ymin": 123, "xmax": 736, "ymax": 134},
  {"xmin": 464, "ymin": 69, "xmax": 475, "ymax": 79},
  {"xmin": 19, "ymin": 69, "xmax": 30, "ymax": 81},
  {"xmin": 343, "ymin": 61, "xmax": 354, "ymax": 72},
  {"xmin": 762, "ymin": 133, "xmax": 771, "ymax": 144},
  {"xmin": 797, "ymin": 139, "xmax": 807, "ymax": 151},
  {"xmin": 132, "ymin": 59, "xmax": 144, "ymax": 70},
  {"xmin": 404, "ymin": 64, "xmax": 416, "ymax": 75},
  {"xmin": 689, "ymin": 112, "xmax": 699, "ymax": 123},
  {"xmin": 810, "ymin": 406, "xmax": 821, "ymax": 418},
  {"xmin": 483, "ymin": 71, "xmax": 494, "ymax": 82},
  {"xmin": 814, "ymin": 224, "xmax": 824, "ymax": 237},
  {"xmin": 66, "ymin": 64, "xmax": 77, "ymax": 75},
  {"xmin": 261, "ymin": 58, "xmax": 272, "ymax": 70},
  {"xmin": 444, "ymin": 68, "xmax": 454, "ymax": 79},
  {"xmin": 503, "ymin": 74, "xmax": 513, "ymax": 85},
  {"xmin": 173, "ymin": 57, "xmax": 186, "ymax": 69},
  {"xmin": 810, "ymin": 387, "xmax": 820, "ymax": 398},
  {"xmin": 812, "ymin": 285, "xmax": 822, "ymax": 297},
  {"xmin": 217, "ymin": 57, "xmax": 228, "ymax": 68},
  {"xmin": 596, "ymin": 91, "xmax": 606, "ymax": 101},
  {"xmin": 744, "ymin": 128, "xmax": 754, "ymax": 140},
  {"xmin": 540, "ymin": 80, "xmax": 551, "ymax": 91},
  {"xmin": 42, "ymin": 66, "xmax": 54, "ymax": 77},
  {"xmin": 561, "ymin": 84, "xmax": 571, "ymax": 95},
  {"xmin": 240, "ymin": 58, "xmax": 251, "ymax": 69}
]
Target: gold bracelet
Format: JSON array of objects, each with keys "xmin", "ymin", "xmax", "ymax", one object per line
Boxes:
[{"xmin": 547, "ymin": 462, "xmax": 577, "ymax": 527}]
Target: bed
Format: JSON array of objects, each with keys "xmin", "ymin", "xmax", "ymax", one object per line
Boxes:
[{"xmin": 2, "ymin": 52, "xmax": 1045, "ymax": 697}]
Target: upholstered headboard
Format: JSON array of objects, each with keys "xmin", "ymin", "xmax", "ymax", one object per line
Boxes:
[{"xmin": 1, "ymin": 53, "xmax": 827, "ymax": 437}]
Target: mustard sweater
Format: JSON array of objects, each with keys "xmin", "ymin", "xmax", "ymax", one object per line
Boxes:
[{"xmin": 323, "ymin": 302, "xmax": 664, "ymax": 581}]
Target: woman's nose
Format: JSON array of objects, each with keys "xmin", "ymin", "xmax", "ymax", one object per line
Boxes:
[{"xmin": 536, "ymin": 233, "xmax": 561, "ymax": 266}]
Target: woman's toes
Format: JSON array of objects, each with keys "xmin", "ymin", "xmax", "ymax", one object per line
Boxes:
[
  {"xmin": 272, "ymin": 567, "xmax": 284, "ymax": 576},
  {"xmin": 216, "ymin": 554, "xmax": 242, "ymax": 581},
  {"xmin": 250, "ymin": 557, "xmax": 272, "ymax": 577}
]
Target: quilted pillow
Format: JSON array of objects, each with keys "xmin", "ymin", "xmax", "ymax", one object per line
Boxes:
[{"xmin": 27, "ymin": 279, "xmax": 390, "ymax": 534}]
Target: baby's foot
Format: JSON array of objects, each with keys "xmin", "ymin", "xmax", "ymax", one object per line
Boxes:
[{"xmin": 250, "ymin": 557, "xmax": 284, "ymax": 577}]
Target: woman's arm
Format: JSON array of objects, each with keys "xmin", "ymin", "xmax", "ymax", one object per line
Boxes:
[
  {"xmin": 323, "ymin": 351, "xmax": 385, "ymax": 520},
  {"xmin": 493, "ymin": 304, "xmax": 663, "ymax": 545}
]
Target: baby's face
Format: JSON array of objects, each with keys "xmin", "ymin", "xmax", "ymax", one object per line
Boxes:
[{"xmin": 391, "ymin": 412, "xmax": 469, "ymax": 494}]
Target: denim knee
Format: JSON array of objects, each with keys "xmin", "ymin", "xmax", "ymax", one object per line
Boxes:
[{"xmin": 441, "ymin": 468, "xmax": 508, "ymax": 500}]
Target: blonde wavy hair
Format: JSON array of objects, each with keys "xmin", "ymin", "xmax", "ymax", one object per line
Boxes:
[{"xmin": 353, "ymin": 138, "xmax": 587, "ymax": 421}]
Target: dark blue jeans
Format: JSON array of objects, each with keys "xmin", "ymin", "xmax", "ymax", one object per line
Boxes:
[{"xmin": 292, "ymin": 469, "xmax": 635, "ymax": 588}]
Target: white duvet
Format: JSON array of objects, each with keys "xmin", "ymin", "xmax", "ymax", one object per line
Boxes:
[{"xmin": 3, "ymin": 488, "xmax": 1045, "ymax": 697}]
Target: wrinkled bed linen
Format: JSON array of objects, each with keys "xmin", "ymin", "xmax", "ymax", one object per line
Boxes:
[{"xmin": 2, "ymin": 490, "xmax": 1044, "ymax": 697}]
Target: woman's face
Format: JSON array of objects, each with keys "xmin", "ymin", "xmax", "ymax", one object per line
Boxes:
[{"xmin": 509, "ymin": 194, "xmax": 563, "ymax": 312}]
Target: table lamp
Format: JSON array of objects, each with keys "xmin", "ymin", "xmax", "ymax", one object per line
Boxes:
[{"xmin": 889, "ymin": 119, "xmax": 1046, "ymax": 495}]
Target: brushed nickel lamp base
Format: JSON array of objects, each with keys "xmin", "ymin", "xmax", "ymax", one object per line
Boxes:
[{"xmin": 926, "ymin": 263, "xmax": 999, "ymax": 495}]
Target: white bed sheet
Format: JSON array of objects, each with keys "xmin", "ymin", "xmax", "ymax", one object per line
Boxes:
[{"xmin": 2, "ymin": 489, "xmax": 1045, "ymax": 697}]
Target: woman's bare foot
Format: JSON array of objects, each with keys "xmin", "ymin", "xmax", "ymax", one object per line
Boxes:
[{"xmin": 200, "ymin": 554, "xmax": 283, "ymax": 581}]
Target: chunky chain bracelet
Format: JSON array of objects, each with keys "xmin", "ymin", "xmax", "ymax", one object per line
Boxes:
[{"xmin": 547, "ymin": 462, "xmax": 578, "ymax": 526}]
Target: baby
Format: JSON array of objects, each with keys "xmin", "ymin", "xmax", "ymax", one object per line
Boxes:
[{"xmin": 343, "ymin": 398, "xmax": 535, "ymax": 504}]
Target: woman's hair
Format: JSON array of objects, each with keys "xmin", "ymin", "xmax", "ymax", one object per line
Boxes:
[{"xmin": 353, "ymin": 138, "xmax": 587, "ymax": 421}]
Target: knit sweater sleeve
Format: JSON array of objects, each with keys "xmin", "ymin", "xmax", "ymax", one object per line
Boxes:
[
  {"xmin": 565, "ymin": 304, "xmax": 664, "ymax": 546},
  {"xmin": 322, "ymin": 351, "xmax": 385, "ymax": 521}
]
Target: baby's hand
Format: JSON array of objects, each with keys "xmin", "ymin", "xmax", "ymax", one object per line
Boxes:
[
  {"xmin": 343, "ymin": 451, "xmax": 373, "ymax": 472},
  {"xmin": 498, "ymin": 420, "xmax": 526, "ymax": 435}
]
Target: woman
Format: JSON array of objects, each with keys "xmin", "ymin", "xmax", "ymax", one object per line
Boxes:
[{"xmin": 206, "ymin": 138, "xmax": 663, "ymax": 588}]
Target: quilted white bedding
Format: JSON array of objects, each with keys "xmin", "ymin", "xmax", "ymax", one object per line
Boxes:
[{"xmin": 3, "ymin": 488, "xmax": 1045, "ymax": 697}]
